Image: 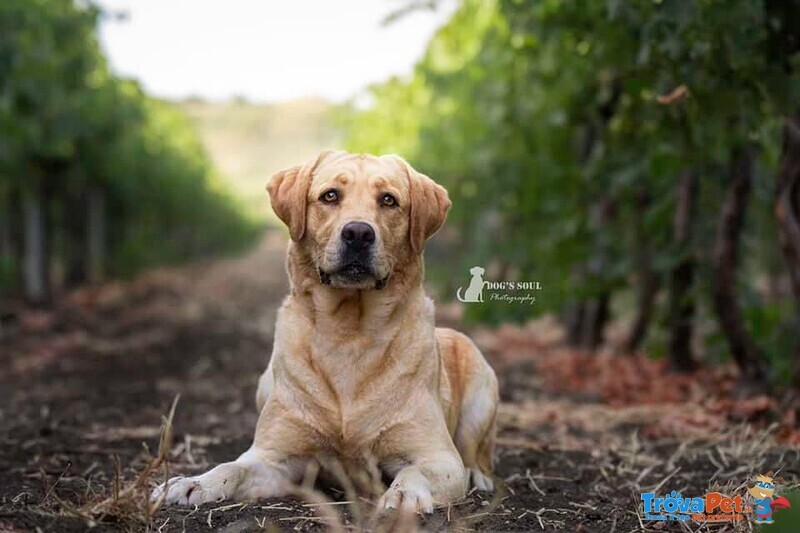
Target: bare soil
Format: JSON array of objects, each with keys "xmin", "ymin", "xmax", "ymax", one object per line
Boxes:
[{"xmin": 1, "ymin": 233, "xmax": 798, "ymax": 532}]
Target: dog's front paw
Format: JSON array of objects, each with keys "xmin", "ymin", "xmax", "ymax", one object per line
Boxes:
[
  {"xmin": 467, "ymin": 468, "xmax": 494, "ymax": 491},
  {"xmin": 151, "ymin": 474, "xmax": 231, "ymax": 506},
  {"xmin": 378, "ymin": 478, "xmax": 434, "ymax": 514}
]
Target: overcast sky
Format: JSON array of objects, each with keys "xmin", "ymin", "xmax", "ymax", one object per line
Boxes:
[{"xmin": 95, "ymin": 0, "xmax": 456, "ymax": 103}]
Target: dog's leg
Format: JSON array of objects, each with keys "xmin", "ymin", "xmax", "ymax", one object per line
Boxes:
[
  {"xmin": 453, "ymin": 349, "xmax": 498, "ymax": 491},
  {"xmin": 378, "ymin": 449, "xmax": 466, "ymax": 514},
  {"xmin": 255, "ymin": 361, "xmax": 275, "ymax": 412},
  {"xmin": 455, "ymin": 388, "xmax": 497, "ymax": 491},
  {"xmin": 154, "ymin": 395, "xmax": 313, "ymax": 506},
  {"xmin": 377, "ymin": 415, "xmax": 467, "ymax": 513},
  {"xmin": 151, "ymin": 447, "xmax": 299, "ymax": 506}
]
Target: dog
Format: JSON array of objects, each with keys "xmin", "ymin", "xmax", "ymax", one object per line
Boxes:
[
  {"xmin": 153, "ymin": 151, "xmax": 499, "ymax": 514},
  {"xmin": 456, "ymin": 266, "xmax": 486, "ymax": 303}
]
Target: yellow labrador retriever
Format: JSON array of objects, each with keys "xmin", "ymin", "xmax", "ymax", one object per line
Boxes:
[{"xmin": 153, "ymin": 151, "xmax": 498, "ymax": 513}]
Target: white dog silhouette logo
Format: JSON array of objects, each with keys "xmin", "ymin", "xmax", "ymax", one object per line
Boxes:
[{"xmin": 456, "ymin": 266, "xmax": 486, "ymax": 303}]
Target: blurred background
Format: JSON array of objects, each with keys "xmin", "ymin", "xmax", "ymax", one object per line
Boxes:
[
  {"xmin": 1, "ymin": 1, "xmax": 800, "ymax": 530},
  {"xmin": 2, "ymin": 0, "xmax": 799, "ymax": 391}
]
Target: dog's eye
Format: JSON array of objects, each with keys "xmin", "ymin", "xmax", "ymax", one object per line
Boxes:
[
  {"xmin": 320, "ymin": 189, "xmax": 339, "ymax": 204},
  {"xmin": 380, "ymin": 193, "xmax": 397, "ymax": 208}
]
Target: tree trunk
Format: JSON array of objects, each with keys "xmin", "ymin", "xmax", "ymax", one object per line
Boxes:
[
  {"xmin": 564, "ymin": 300, "xmax": 587, "ymax": 347},
  {"xmin": 712, "ymin": 145, "xmax": 769, "ymax": 388},
  {"xmin": 564, "ymin": 262, "xmax": 587, "ymax": 347},
  {"xmin": 625, "ymin": 187, "xmax": 659, "ymax": 353},
  {"xmin": 581, "ymin": 196, "xmax": 617, "ymax": 349},
  {"xmin": 65, "ymin": 193, "xmax": 87, "ymax": 287},
  {"xmin": 22, "ymin": 183, "xmax": 49, "ymax": 303},
  {"xmin": 667, "ymin": 169, "xmax": 697, "ymax": 372},
  {"xmin": 0, "ymin": 186, "xmax": 12, "ymax": 271},
  {"xmin": 562, "ymin": 79, "xmax": 622, "ymax": 348},
  {"xmin": 87, "ymin": 186, "xmax": 106, "ymax": 283},
  {"xmin": 584, "ymin": 293, "xmax": 610, "ymax": 349},
  {"xmin": 626, "ymin": 275, "xmax": 658, "ymax": 353},
  {"xmin": 774, "ymin": 113, "xmax": 800, "ymax": 391}
]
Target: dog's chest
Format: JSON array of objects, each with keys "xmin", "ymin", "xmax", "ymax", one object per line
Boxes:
[
  {"xmin": 310, "ymin": 336, "xmax": 394, "ymax": 407},
  {"xmin": 301, "ymin": 334, "xmax": 430, "ymax": 452}
]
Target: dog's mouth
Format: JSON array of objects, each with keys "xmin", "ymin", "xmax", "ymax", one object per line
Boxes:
[{"xmin": 319, "ymin": 263, "xmax": 389, "ymax": 290}]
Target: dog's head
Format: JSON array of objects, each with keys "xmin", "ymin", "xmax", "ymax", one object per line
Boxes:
[
  {"xmin": 469, "ymin": 266, "xmax": 485, "ymax": 277},
  {"xmin": 267, "ymin": 151, "xmax": 451, "ymax": 290}
]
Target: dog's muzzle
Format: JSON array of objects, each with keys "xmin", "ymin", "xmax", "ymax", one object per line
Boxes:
[
  {"xmin": 318, "ymin": 267, "xmax": 389, "ymax": 290},
  {"xmin": 316, "ymin": 221, "xmax": 389, "ymax": 290}
]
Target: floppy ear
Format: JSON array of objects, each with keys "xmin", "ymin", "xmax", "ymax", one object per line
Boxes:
[
  {"xmin": 398, "ymin": 158, "xmax": 451, "ymax": 254},
  {"xmin": 267, "ymin": 151, "xmax": 331, "ymax": 241}
]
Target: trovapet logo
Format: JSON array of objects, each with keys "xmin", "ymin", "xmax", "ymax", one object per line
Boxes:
[
  {"xmin": 641, "ymin": 491, "xmax": 749, "ymax": 522},
  {"xmin": 641, "ymin": 470, "xmax": 792, "ymax": 525}
]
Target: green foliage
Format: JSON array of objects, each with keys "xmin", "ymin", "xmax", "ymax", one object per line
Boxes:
[
  {"xmin": 0, "ymin": 0, "xmax": 259, "ymax": 289},
  {"xmin": 104, "ymin": 95, "xmax": 260, "ymax": 276},
  {"xmin": 344, "ymin": 0, "xmax": 800, "ymax": 370}
]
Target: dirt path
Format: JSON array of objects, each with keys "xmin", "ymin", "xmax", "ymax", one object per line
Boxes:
[{"xmin": 1, "ymin": 233, "xmax": 798, "ymax": 532}]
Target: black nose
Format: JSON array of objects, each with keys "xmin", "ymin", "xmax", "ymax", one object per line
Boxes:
[{"xmin": 341, "ymin": 221, "xmax": 375, "ymax": 249}]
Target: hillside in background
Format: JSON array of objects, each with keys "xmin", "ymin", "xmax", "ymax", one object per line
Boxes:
[
  {"xmin": 1, "ymin": 1, "xmax": 262, "ymax": 301},
  {"xmin": 181, "ymin": 98, "xmax": 341, "ymax": 219}
]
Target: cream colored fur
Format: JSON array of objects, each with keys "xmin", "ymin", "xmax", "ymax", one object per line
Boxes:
[{"xmin": 153, "ymin": 151, "xmax": 499, "ymax": 514}]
